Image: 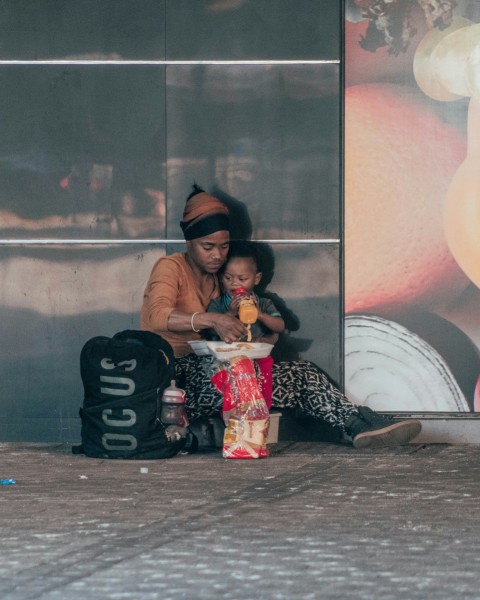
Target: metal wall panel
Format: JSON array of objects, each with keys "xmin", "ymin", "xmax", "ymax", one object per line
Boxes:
[
  {"xmin": 165, "ymin": 63, "xmax": 340, "ymax": 239},
  {"xmin": 166, "ymin": 0, "xmax": 340, "ymax": 60},
  {"xmin": 0, "ymin": 0, "xmax": 166, "ymax": 60},
  {"xmin": 0, "ymin": 66, "xmax": 166, "ymax": 240},
  {"xmin": 0, "ymin": 242, "xmax": 340, "ymax": 441},
  {"xmin": 0, "ymin": 244, "xmax": 165, "ymax": 441},
  {"xmin": 0, "ymin": 1, "xmax": 342, "ymax": 441}
]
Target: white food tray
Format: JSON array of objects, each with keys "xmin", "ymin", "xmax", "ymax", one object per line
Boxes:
[{"xmin": 206, "ymin": 341, "xmax": 274, "ymax": 360}]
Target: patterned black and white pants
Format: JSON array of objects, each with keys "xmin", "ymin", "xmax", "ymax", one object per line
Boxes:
[{"xmin": 175, "ymin": 354, "xmax": 357, "ymax": 433}]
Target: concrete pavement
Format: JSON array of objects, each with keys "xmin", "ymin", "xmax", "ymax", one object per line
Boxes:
[{"xmin": 1, "ymin": 441, "xmax": 479, "ymax": 599}]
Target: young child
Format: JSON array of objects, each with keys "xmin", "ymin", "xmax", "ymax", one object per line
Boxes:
[
  {"xmin": 207, "ymin": 241, "xmax": 285, "ymax": 408},
  {"xmin": 207, "ymin": 240, "xmax": 285, "ymax": 345}
]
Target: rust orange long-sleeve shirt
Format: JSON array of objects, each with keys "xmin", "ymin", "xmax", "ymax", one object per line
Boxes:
[{"xmin": 140, "ymin": 252, "xmax": 220, "ymax": 356}]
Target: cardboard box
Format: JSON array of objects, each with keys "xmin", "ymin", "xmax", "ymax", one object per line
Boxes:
[{"xmin": 267, "ymin": 411, "xmax": 281, "ymax": 444}]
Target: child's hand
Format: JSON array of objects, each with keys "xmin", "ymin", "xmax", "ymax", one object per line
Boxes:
[
  {"xmin": 256, "ymin": 332, "xmax": 279, "ymax": 345},
  {"xmin": 229, "ymin": 294, "xmax": 243, "ymax": 315}
]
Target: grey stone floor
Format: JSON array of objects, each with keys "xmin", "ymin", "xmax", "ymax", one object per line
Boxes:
[{"xmin": 1, "ymin": 441, "xmax": 480, "ymax": 600}]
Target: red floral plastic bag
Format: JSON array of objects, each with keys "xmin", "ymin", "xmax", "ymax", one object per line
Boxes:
[{"xmin": 211, "ymin": 355, "xmax": 270, "ymax": 459}]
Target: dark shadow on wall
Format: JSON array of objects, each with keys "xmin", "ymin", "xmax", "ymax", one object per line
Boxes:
[
  {"xmin": 211, "ymin": 185, "xmax": 253, "ymax": 241},
  {"xmin": 210, "ymin": 185, "xmax": 306, "ymax": 361}
]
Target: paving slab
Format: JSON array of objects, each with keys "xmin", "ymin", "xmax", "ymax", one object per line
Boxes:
[{"xmin": 1, "ymin": 442, "xmax": 479, "ymax": 600}]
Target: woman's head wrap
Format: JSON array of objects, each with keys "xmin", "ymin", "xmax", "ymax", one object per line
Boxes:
[{"xmin": 180, "ymin": 186, "xmax": 230, "ymax": 240}]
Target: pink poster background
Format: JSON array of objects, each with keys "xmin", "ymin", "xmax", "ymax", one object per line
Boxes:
[{"xmin": 344, "ymin": 0, "xmax": 480, "ymax": 413}]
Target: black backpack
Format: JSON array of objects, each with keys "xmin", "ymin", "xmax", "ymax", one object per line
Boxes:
[{"xmin": 74, "ymin": 329, "xmax": 190, "ymax": 459}]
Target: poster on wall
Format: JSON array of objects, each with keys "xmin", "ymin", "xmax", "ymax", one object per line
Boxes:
[{"xmin": 344, "ymin": 0, "xmax": 480, "ymax": 413}]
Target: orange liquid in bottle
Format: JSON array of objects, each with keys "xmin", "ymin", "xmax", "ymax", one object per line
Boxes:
[
  {"xmin": 234, "ymin": 289, "xmax": 258, "ymax": 341},
  {"xmin": 238, "ymin": 300, "xmax": 258, "ymax": 342},
  {"xmin": 238, "ymin": 302, "xmax": 258, "ymax": 325}
]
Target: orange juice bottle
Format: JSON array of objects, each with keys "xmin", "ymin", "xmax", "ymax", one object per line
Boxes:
[{"xmin": 234, "ymin": 288, "xmax": 258, "ymax": 324}]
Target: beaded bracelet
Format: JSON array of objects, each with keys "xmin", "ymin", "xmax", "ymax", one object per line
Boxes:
[{"xmin": 191, "ymin": 312, "xmax": 200, "ymax": 333}]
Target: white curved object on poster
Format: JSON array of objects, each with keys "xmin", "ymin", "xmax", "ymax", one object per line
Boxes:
[
  {"xmin": 413, "ymin": 16, "xmax": 472, "ymax": 101},
  {"xmin": 345, "ymin": 315, "xmax": 469, "ymax": 412}
]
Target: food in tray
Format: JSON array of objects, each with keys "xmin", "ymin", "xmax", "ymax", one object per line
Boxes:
[
  {"xmin": 216, "ymin": 342, "xmax": 255, "ymax": 352},
  {"xmin": 206, "ymin": 340, "xmax": 274, "ymax": 360}
]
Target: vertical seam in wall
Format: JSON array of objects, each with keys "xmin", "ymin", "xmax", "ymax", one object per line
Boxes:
[
  {"xmin": 164, "ymin": 0, "xmax": 168, "ymax": 243},
  {"xmin": 340, "ymin": 1, "xmax": 346, "ymax": 392}
]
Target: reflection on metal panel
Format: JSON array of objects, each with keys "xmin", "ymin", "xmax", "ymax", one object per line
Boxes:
[
  {"xmin": 0, "ymin": 245, "xmax": 165, "ymax": 441},
  {"xmin": 261, "ymin": 243, "xmax": 341, "ymax": 384},
  {"xmin": 0, "ymin": 0, "xmax": 166, "ymax": 61},
  {"xmin": 166, "ymin": 63, "xmax": 340, "ymax": 240},
  {"xmin": 166, "ymin": 0, "xmax": 340, "ymax": 61},
  {"xmin": 0, "ymin": 66, "xmax": 166, "ymax": 240}
]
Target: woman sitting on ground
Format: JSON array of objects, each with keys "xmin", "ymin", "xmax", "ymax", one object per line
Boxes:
[{"xmin": 140, "ymin": 185, "xmax": 421, "ymax": 448}]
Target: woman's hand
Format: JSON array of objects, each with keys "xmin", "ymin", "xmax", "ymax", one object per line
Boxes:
[{"xmin": 211, "ymin": 313, "xmax": 248, "ymax": 344}]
